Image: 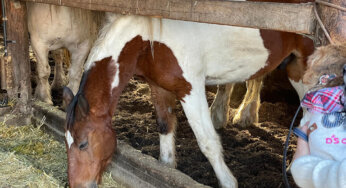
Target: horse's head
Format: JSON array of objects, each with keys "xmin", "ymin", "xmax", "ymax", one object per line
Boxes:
[{"xmin": 63, "ymin": 86, "xmax": 116, "ymax": 188}]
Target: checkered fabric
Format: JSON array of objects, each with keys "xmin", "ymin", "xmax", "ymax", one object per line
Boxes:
[{"xmin": 301, "ymin": 86, "xmax": 345, "ymax": 113}]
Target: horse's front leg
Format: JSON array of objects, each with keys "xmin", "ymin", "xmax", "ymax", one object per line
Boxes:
[
  {"xmin": 67, "ymin": 40, "xmax": 90, "ymax": 94},
  {"xmin": 232, "ymin": 77, "xmax": 263, "ymax": 127},
  {"xmin": 31, "ymin": 36, "xmax": 52, "ymax": 104},
  {"xmin": 210, "ymin": 84, "xmax": 234, "ymax": 129},
  {"xmin": 149, "ymin": 83, "xmax": 177, "ymax": 168},
  {"xmin": 181, "ymin": 82, "xmax": 237, "ymax": 188}
]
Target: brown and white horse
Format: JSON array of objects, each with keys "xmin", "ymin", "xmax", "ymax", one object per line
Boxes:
[
  {"xmin": 210, "ymin": 31, "xmax": 314, "ymax": 128},
  {"xmin": 210, "ymin": 0, "xmax": 315, "ymax": 129},
  {"xmin": 63, "ymin": 12, "xmax": 313, "ymax": 187}
]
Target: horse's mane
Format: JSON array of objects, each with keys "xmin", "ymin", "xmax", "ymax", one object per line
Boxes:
[{"xmin": 66, "ymin": 70, "xmax": 90, "ymax": 130}]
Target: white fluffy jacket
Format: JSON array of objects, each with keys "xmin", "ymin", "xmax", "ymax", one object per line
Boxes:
[{"xmin": 291, "ymin": 111, "xmax": 346, "ymax": 188}]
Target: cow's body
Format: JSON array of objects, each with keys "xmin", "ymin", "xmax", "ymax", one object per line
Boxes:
[{"xmin": 27, "ymin": 2, "xmax": 104, "ymax": 104}]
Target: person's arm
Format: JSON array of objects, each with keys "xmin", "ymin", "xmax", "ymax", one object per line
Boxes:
[
  {"xmin": 293, "ymin": 125, "xmax": 310, "ymax": 161},
  {"xmin": 291, "ymin": 156, "xmax": 346, "ymax": 188}
]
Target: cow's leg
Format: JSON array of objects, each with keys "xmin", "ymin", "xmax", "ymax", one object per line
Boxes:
[
  {"xmin": 67, "ymin": 41, "xmax": 90, "ymax": 94},
  {"xmin": 181, "ymin": 82, "xmax": 237, "ymax": 188},
  {"xmin": 232, "ymin": 77, "xmax": 263, "ymax": 127},
  {"xmin": 31, "ymin": 37, "xmax": 52, "ymax": 104},
  {"xmin": 149, "ymin": 83, "xmax": 177, "ymax": 167},
  {"xmin": 210, "ymin": 84, "xmax": 234, "ymax": 129},
  {"xmin": 51, "ymin": 48, "xmax": 69, "ymax": 90}
]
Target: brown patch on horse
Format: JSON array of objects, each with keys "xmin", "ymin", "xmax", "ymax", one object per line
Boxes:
[
  {"xmin": 149, "ymin": 83, "xmax": 177, "ymax": 134},
  {"xmin": 249, "ymin": 30, "xmax": 313, "ymax": 80},
  {"xmin": 109, "ymin": 35, "xmax": 191, "ymax": 134},
  {"xmin": 84, "ymin": 56, "xmax": 117, "ymax": 117},
  {"xmin": 135, "ymin": 40, "xmax": 192, "ymax": 101},
  {"xmin": 114, "ymin": 35, "xmax": 191, "ymax": 133},
  {"xmin": 286, "ymin": 36, "xmax": 314, "ymax": 82},
  {"xmin": 108, "ymin": 35, "xmax": 151, "ymax": 116}
]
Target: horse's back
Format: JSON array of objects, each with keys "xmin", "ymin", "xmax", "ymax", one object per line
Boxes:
[
  {"xmin": 153, "ymin": 19, "xmax": 269, "ymax": 84},
  {"xmin": 27, "ymin": 2, "xmax": 102, "ymax": 49}
]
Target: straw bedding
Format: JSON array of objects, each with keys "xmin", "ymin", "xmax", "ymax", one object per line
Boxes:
[{"xmin": 0, "ymin": 119, "xmax": 123, "ymax": 188}]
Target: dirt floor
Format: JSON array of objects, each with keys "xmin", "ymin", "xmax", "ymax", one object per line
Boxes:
[{"xmin": 112, "ymin": 70, "xmax": 301, "ymax": 188}]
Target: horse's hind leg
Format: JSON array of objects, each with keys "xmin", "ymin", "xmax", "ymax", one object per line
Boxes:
[
  {"xmin": 182, "ymin": 83, "xmax": 237, "ymax": 188},
  {"xmin": 232, "ymin": 77, "xmax": 263, "ymax": 127},
  {"xmin": 210, "ymin": 84, "xmax": 234, "ymax": 129},
  {"xmin": 149, "ymin": 83, "xmax": 177, "ymax": 167},
  {"xmin": 51, "ymin": 48, "xmax": 69, "ymax": 90}
]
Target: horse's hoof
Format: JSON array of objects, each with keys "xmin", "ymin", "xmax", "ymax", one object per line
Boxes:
[
  {"xmin": 232, "ymin": 115, "xmax": 255, "ymax": 128},
  {"xmin": 35, "ymin": 95, "xmax": 53, "ymax": 105},
  {"xmin": 212, "ymin": 118, "xmax": 227, "ymax": 130},
  {"xmin": 210, "ymin": 110, "xmax": 228, "ymax": 130},
  {"xmin": 159, "ymin": 158, "xmax": 177, "ymax": 168}
]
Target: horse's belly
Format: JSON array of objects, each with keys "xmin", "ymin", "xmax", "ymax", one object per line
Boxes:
[
  {"xmin": 205, "ymin": 61, "xmax": 263, "ymax": 85},
  {"xmin": 203, "ymin": 49, "xmax": 269, "ymax": 85}
]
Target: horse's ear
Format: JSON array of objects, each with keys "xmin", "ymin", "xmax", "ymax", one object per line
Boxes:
[
  {"xmin": 76, "ymin": 94, "xmax": 89, "ymax": 119},
  {"xmin": 63, "ymin": 87, "xmax": 74, "ymax": 110}
]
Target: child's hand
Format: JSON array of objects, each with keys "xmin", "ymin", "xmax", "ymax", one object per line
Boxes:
[{"xmin": 293, "ymin": 122, "xmax": 310, "ymax": 161}]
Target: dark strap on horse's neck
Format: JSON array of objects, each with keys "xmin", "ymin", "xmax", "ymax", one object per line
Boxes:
[{"xmin": 66, "ymin": 70, "xmax": 90, "ymax": 130}]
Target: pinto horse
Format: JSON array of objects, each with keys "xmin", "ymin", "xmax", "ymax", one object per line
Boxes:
[
  {"xmin": 210, "ymin": 31, "xmax": 314, "ymax": 129},
  {"xmin": 210, "ymin": 0, "xmax": 314, "ymax": 129},
  {"xmin": 63, "ymin": 13, "xmax": 312, "ymax": 187}
]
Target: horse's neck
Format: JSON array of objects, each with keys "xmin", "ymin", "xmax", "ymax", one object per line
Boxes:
[{"xmin": 85, "ymin": 15, "xmax": 152, "ymax": 71}]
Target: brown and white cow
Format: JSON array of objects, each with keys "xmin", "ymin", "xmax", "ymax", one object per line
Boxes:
[{"xmin": 27, "ymin": 2, "xmax": 104, "ymax": 104}]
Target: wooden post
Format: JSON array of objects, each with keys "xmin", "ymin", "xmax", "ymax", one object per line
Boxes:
[
  {"xmin": 315, "ymin": 0, "xmax": 346, "ymax": 46},
  {"xmin": 5, "ymin": 0, "xmax": 31, "ymax": 114}
]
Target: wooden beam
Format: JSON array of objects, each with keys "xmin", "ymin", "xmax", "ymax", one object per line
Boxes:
[
  {"xmin": 21, "ymin": 0, "xmax": 316, "ymax": 34},
  {"xmin": 315, "ymin": 0, "xmax": 346, "ymax": 45},
  {"xmin": 6, "ymin": 0, "xmax": 31, "ymax": 114}
]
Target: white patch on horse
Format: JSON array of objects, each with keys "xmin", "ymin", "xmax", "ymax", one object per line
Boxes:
[
  {"xmin": 65, "ymin": 131, "xmax": 74, "ymax": 149},
  {"xmin": 289, "ymin": 78, "xmax": 306, "ymax": 101},
  {"xmin": 181, "ymin": 86, "xmax": 238, "ymax": 187},
  {"xmin": 111, "ymin": 62, "xmax": 120, "ymax": 89},
  {"xmin": 85, "ymin": 15, "xmax": 154, "ymax": 70},
  {"xmin": 159, "ymin": 133, "xmax": 176, "ymax": 167}
]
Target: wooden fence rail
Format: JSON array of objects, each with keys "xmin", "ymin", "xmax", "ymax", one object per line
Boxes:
[{"xmin": 21, "ymin": 0, "xmax": 316, "ymax": 34}]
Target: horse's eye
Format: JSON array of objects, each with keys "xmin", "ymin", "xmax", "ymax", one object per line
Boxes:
[{"xmin": 79, "ymin": 141, "xmax": 88, "ymax": 150}]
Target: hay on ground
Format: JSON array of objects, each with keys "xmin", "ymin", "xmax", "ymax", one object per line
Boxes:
[{"xmin": 0, "ymin": 118, "xmax": 124, "ymax": 188}]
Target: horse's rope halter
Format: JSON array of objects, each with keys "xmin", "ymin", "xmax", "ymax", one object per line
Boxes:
[{"xmin": 283, "ymin": 64, "xmax": 346, "ymax": 188}]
